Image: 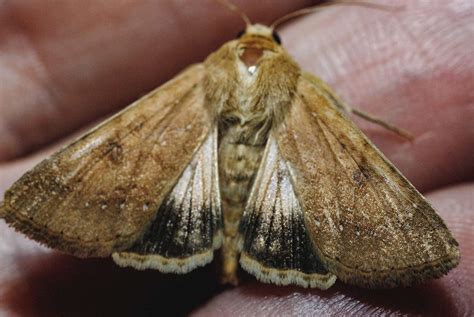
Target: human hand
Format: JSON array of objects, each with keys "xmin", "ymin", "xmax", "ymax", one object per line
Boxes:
[{"xmin": 1, "ymin": 0, "xmax": 472, "ymax": 315}]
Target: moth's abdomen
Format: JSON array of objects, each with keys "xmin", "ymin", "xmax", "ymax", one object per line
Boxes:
[
  {"xmin": 219, "ymin": 129, "xmax": 266, "ymax": 232},
  {"xmin": 218, "ymin": 121, "xmax": 269, "ymax": 284}
]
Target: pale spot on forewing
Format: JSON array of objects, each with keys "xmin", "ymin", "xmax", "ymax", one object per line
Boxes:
[
  {"xmin": 334, "ymin": 199, "xmax": 341, "ymax": 222},
  {"xmin": 422, "ymin": 233, "xmax": 434, "ymax": 255},
  {"xmin": 357, "ymin": 207, "xmax": 370, "ymax": 221},
  {"xmin": 70, "ymin": 134, "xmax": 108, "ymax": 161},
  {"xmin": 322, "ymin": 207, "xmax": 337, "ymax": 236}
]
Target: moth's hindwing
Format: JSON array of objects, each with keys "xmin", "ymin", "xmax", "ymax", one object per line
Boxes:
[
  {"xmin": 113, "ymin": 126, "xmax": 222, "ymax": 273},
  {"xmin": 1, "ymin": 64, "xmax": 213, "ymax": 258},
  {"xmin": 275, "ymin": 76, "xmax": 460, "ymax": 288},
  {"xmin": 239, "ymin": 136, "xmax": 337, "ymax": 289}
]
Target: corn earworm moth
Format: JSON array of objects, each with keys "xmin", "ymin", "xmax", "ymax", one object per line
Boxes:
[{"xmin": 0, "ymin": 1, "xmax": 459, "ymax": 289}]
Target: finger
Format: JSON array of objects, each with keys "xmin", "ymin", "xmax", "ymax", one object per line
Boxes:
[
  {"xmin": 0, "ymin": 0, "xmax": 315, "ymax": 160},
  {"xmin": 0, "ymin": 245, "xmax": 222, "ymax": 315},
  {"xmin": 2, "ymin": 0, "xmax": 472, "ymax": 192},
  {"xmin": 282, "ymin": 0, "xmax": 474, "ymax": 191},
  {"xmin": 191, "ymin": 183, "xmax": 474, "ymax": 316}
]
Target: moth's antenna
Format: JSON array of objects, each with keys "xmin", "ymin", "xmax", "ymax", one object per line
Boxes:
[
  {"xmin": 270, "ymin": 0, "xmax": 403, "ymax": 30},
  {"xmin": 217, "ymin": 0, "xmax": 251, "ymax": 26}
]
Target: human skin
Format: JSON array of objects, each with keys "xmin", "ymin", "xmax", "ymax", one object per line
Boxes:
[{"xmin": 0, "ymin": 0, "xmax": 473, "ymax": 316}]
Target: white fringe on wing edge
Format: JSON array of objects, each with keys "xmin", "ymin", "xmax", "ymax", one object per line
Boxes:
[
  {"xmin": 240, "ymin": 252, "xmax": 337, "ymax": 289},
  {"xmin": 112, "ymin": 250, "xmax": 213, "ymax": 274}
]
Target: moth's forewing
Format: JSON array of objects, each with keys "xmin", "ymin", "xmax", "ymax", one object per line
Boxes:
[
  {"xmin": 239, "ymin": 136, "xmax": 336, "ymax": 289},
  {"xmin": 1, "ymin": 64, "xmax": 214, "ymax": 258},
  {"xmin": 275, "ymin": 76, "xmax": 460, "ymax": 288},
  {"xmin": 113, "ymin": 126, "xmax": 222, "ymax": 273}
]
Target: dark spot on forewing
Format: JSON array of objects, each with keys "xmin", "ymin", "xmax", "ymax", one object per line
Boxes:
[
  {"xmin": 352, "ymin": 169, "xmax": 367, "ymax": 187},
  {"xmin": 106, "ymin": 141, "xmax": 123, "ymax": 163}
]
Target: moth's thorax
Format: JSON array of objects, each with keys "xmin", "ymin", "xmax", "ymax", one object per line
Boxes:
[
  {"xmin": 203, "ymin": 24, "xmax": 302, "ymax": 282},
  {"xmin": 204, "ymin": 24, "xmax": 300, "ymax": 122}
]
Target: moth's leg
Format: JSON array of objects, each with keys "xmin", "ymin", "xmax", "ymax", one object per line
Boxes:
[
  {"xmin": 303, "ymin": 72, "xmax": 413, "ymax": 141},
  {"xmin": 349, "ymin": 108, "xmax": 414, "ymax": 141},
  {"xmin": 331, "ymin": 95, "xmax": 413, "ymax": 140}
]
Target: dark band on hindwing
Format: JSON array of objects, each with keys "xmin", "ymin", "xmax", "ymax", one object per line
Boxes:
[
  {"xmin": 238, "ymin": 137, "xmax": 336, "ymax": 288},
  {"xmin": 128, "ymin": 197, "xmax": 218, "ymax": 258},
  {"xmin": 240, "ymin": 192, "xmax": 327, "ymax": 275}
]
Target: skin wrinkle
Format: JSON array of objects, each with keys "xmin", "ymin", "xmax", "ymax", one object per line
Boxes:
[
  {"xmin": 397, "ymin": 12, "xmax": 439, "ymax": 75},
  {"xmin": 0, "ymin": 1, "xmax": 472, "ymax": 315},
  {"xmin": 0, "ymin": 3, "xmax": 59, "ymax": 159}
]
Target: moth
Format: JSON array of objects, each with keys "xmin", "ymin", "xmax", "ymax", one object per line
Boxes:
[{"xmin": 0, "ymin": 2, "xmax": 459, "ymax": 289}]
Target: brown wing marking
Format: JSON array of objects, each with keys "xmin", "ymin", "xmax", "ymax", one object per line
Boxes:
[
  {"xmin": 239, "ymin": 135, "xmax": 336, "ymax": 289},
  {"xmin": 1, "ymin": 64, "xmax": 213, "ymax": 258},
  {"xmin": 112, "ymin": 126, "xmax": 222, "ymax": 273},
  {"xmin": 275, "ymin": 77, "xmax": 459, "ymax": 288}
]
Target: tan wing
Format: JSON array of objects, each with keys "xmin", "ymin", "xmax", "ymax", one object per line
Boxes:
[
  {"xmin": 113, "ymin": 126, "xmax": 222, "ymax": 273},
  {"xmin": 0, "ymin": 64, "xmax": 214, "ymax": 258},
  {"xmin": 274, "ymin": 76, "xmax": 460, "ymax": 288},
  {"xmin": 239, "ymin": 135, "xmax": 336, "ymax": 289}
]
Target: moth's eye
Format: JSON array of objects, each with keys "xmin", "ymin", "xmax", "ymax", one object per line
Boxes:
[
  {"xmin": 272, "ymin": 31, "xmax": 282, "ymax": 45},
  {"xmin": 236, "ymin": 29, "xmax": 245, "ymax": 39}
]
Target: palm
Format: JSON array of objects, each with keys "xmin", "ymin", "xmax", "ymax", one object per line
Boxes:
[{"xmin": 0, "ymin": 1, "xmax": 472, "ymax": 315}]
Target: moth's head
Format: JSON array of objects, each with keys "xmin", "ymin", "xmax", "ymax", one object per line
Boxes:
[
  {"xmin": 237, "ymin": 24, "xmax": 282, "ymax": 45},
  {"xmin": 235, "ymin": 24, "xmax": 283, "ymax": 72}
]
